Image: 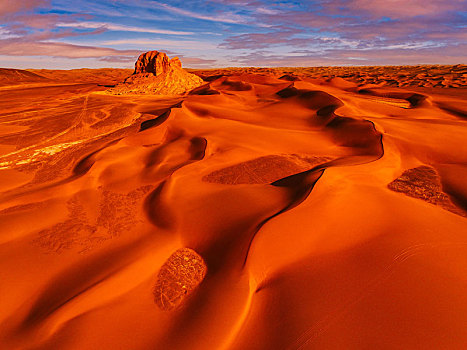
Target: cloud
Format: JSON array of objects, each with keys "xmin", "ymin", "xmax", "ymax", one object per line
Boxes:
[
  {"xmin": 332, "ymin": 0, "xmax": 465, "ymax": 19},
  {"xmin": 0, "ymin": 27, "xmax": 19, "ymax": 39},
  {"xmin": 101, "ymin": 39, "xmax": 217, "ymax": 50},
  {"xmin": 175, "ymin": 55, "xmax": 218, "ymax": 67},
  {"xmin": 219, "ymin": 30, "xmax": 363, "ymax": 50},
  {"xmin": 57, "ymin": 21, "xmax": 194, "ymax": 35},
  {"xmin": 0, "ymin": 38, "xmax": 217, "ymax": 68},
  {"xmin": 0, "ymin": 0, "xmax": 49, "ymax": 17},
  {"xmin": 230, "ymin": 43, "xmax": 467, "ymax": 67},
  {"xmin": 215, "ymin": 0, "xmax": 467, "ymax": 66},
  {"xmin": 255, "ymin": 7, "xmax": 279, "ymax": 15},
  {"xmin": 147, "ymin": 2, "xmax": 250, "ymax": 24},
  {"xmin": 0, "ymin": 39, "xmax": 140, "ymax": 59},
  {"xmin": 219, "ymin": 31, "xmax": 297, "ymax": 49},
  {"xmin": 98, "ymin": 55, "xmax": 140, "ymax": 63},
  {"xmin": 9, "ymin": 13, "xmax": 66, "ymax": 29}
]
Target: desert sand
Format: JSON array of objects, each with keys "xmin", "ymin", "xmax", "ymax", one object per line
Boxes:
[{"xmin": 0, "ymin": 59, "xmax": 466, "ymax": 349}]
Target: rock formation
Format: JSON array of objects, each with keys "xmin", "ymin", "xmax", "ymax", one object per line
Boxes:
[{"xmin": 108, "ymin": 51, "xmax": 204, "ymax": 95}]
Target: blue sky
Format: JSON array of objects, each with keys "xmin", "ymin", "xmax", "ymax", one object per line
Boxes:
[{"xmin": 0, "ymin": 0, "xmax": 466, "ymax": 69}]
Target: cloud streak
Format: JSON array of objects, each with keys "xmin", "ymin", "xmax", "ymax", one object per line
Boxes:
[
  {"xmin": 330, "ymin": 0, "xmax": 465, "ymax": 19},
  {"xmin": 57, "ymin": 21, "xmax": 194, "ymax": 35},
  {"xmin": 143, "ymin": 2, "xmax": 251, "ymax": 24},
  {"xmin": 0, "ymin": 39, "xmax": 140, "ymax": 59},
  {"xmin": 0, "ymin": 0, "xmax": 49, "ymax": 17},
  {"xmin": 231, "ymin": 44, "xmax": 467, "ymax": 67},
  {"xmin": 101, "ymin": 39, "xmax": 217, "ymax": 49}
]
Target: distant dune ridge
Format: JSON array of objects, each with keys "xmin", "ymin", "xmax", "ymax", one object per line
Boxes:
[
  {"xmin": 108, "ymin": 51, "xmax": 204, "ymax": 95},
  {"xmin": 191, "ymin": 64, "xmax": 467, "ymax": 89},
  {"xmin": 0, "ymin": 68, "xmax": 49, "ymax": 86}
]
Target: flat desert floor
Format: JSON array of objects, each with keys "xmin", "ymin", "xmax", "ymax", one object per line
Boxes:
[{"xmin": 0, "ymin": 65, "xmax": 466, "ymax": 349}]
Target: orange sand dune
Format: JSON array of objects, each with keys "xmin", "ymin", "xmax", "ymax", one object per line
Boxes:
[
  {"xmin": 27, "ymin": 68, "xmax": 133, "ymax": 85},
  {"xmin": 0, "ymin": 68, "xmax": 50, "ymax": 87},
  {"xmin": 0, "ymin": 66, "xmax": 467, "ymax": 349}
]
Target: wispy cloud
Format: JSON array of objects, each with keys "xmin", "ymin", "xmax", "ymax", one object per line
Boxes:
[
  {"xmin": 329, "ymin": 0, "xmax": 465, "ymax": 19},
  {"xmin": 255, "ymin": 7, "xmax": 280, "ymax": 15},
  {"xmin": 0, "ymin": 39, "xmax": 139, "ymax": 59},
  {"xmin": 178, "ymin": 56, "xmax": 217, "ymax": 66},
  {"xmin": 57, "ymin": 21, "xmax": 194, "ymax": 35},
  {"xmin": 0, "ymin": 27, "xmax": 19, "ymax": 39},
  {"xmin": 101, "ymin": 39, "xmax": 217, "ymax": 49},
  {"xmin": 147, "ymin": 2, "xmax": 250, "ymax": 24},
  {"xmin": 230, "ymin": 44, "xmax": 467, "ymax": 67},
  {"xmin": 0, "ymin": 0, "xmax": 49, "ymax": 17}
]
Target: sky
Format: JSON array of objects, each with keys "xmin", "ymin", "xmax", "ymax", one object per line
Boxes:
[{"xmin": 0, "ymin": 0, "xmax": 466, "ymax": 69}]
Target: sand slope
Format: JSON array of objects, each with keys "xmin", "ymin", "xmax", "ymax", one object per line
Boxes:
[
  {"xmin": 0, "ymin": 68, "xmax": 50, "ymax": 87},
  {"xmin": 0, "ymin": 67, "xmax": 466, "ymax": 349},
  {"xmin": 27, "ymin": 68, "xmax": 133, "ymax": 85}
]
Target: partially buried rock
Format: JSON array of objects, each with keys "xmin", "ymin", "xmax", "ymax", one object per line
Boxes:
[
  {"xmin": 202, "ymin": 154, "xmax": 333, "ymax": 185},
  {"xmin": 388, "ymin": 165, "xmax": 466, "ymax": 217},
  {"xmin": 108, "ymin": 51, "xmax": 204, "ymax": 95},
  {"xmin": 153, "ymin": 248, "xmax": 207, "ymax": 311}
]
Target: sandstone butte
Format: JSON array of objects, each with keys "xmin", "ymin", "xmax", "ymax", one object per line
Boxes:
[{"xmin": 108, "ymin": 51, "xmax": 204, "ymax": 95}]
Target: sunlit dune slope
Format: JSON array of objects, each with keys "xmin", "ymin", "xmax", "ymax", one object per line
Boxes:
[
  {"xmin": 0, "ymin": 66, "xmax": 466, "ymax": 349},
  {"xmin": 0, "ymin": 68, "xmax": 50, "ymax": 87},
  {"xmin": 27, "ymin": 68, "xmax": 133, "ymax": 85}
]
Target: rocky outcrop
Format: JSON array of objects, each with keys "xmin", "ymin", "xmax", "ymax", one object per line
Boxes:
[
  {"xmin": 134, "ymin": 51, "xmax": 171, "ymax": 75},
  {"xmin": 108, "ymin": 51, "xmax": 204, "ymax": 95}
]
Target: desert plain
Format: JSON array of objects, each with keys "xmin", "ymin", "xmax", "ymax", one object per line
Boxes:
[{"xmin": 0, "ymin": 60, "xmax": 467, "ymax": 349}]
